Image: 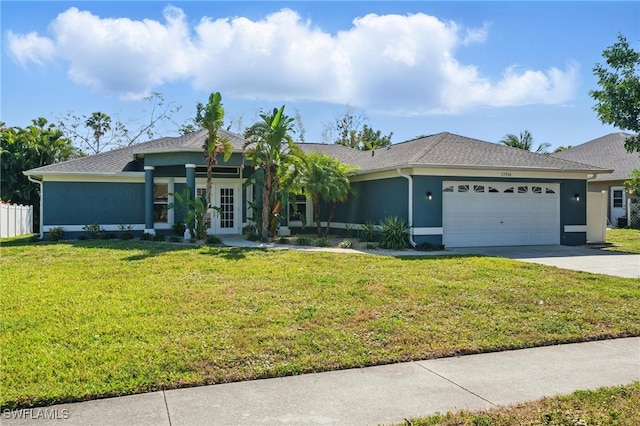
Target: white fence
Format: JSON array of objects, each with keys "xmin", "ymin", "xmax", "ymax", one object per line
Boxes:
[{"xmin": 0, "ymin": 202, "xmax": 33, "ymax": 238}]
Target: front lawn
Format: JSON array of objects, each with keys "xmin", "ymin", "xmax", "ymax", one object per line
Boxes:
[
  {"xmin": 1, "ymin": 240, "xmax": 639, "ymax": 409},
  {"xmin": 408, "ymin": 381, "xmax": 640, "ymax": 426},
  {"xmin": 605, "ymin": 228, "xmax": 640, "ymax": 254}
]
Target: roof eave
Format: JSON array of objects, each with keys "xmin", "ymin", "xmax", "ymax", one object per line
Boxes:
[
  {"xmin": 133, "ymin": 147, "xmax": 244, "ymax": 156},
  {"xmin": 23, "ymin": 170, "xmax": 143, "ymax": 178},
  {"xmin": 354, "ymin": 163, "xmax": 613, "ymax": 175}
]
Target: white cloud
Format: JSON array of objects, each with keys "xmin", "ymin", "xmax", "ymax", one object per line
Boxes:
[
  {"xmin": 6, "ymin": 31, "xmax": 56, "ymax": 66},
  {"xmin": 5, "ymin": 7, "xmax": 579, "ymax": 112}
]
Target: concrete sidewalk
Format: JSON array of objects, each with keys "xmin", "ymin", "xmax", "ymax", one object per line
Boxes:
[{"xmin": 2, "ymin": 338, "xmax": 639, "ymax": 425}]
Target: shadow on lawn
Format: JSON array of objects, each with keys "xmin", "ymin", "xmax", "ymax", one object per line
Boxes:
[
  {"xmin": 199, "ymin": 246, "xmax": 268, "ymax": 260},
  {"xmin": 62, "ymin": 239, "xmax": 203, "ymax": 261},
  {"xmin": 0, "ymin": 234, "xmax": 38, "ymax": 247},
  {"xmin": 62, "ymin": 239, "xmax": 262, "ymax": 261}
]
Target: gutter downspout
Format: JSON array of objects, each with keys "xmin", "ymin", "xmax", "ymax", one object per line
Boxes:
[
  {"xmin": 396, "ymin": 169, "xmax": 417, "ymax": 247},
  {"xmin": 27, "ymin": 175, "xmax": 43, "ymax": 240}
]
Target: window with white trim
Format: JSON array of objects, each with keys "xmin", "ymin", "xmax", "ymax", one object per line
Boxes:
[
  {"xmin": 613, "ymin": 189, "xmax": 624, "ymax": 208},
  {"xmin": 288, "ymin": 195, "xmax": 312, "ymax": 226},
  {"xmin": 154, "ymin": 184, "xmax": 169, "ymax": 223}
]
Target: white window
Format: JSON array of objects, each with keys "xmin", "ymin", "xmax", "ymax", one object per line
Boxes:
[
  {"xmin": 288, "ymin": 195, "xmax": 311, "ymax": 226},
  {"xmin": 154, "ymin": 180, "xmax": 174, "ymax": 226},
  {"xmin": 196, "ymin": 187, "xmax": 212, "ymax": 229},
  {"xmin": 613, "ymin": 189, "xmax": 624, "ymax": 208},
  {"xmin": 154, "ymin": 184, "xmax": 169, "ymax": 223}
]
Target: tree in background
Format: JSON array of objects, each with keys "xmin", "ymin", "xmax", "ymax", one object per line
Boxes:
[
  {"xmin": 59, "ymin": 92, "xmax": 180, "ymax": 154},
  {"xmin": 286, "ymin": 152, "xmax": 357, "ymax": 237},
  {"xmin": 590, "ymin": 34, "xmax": 640, "ymax": 153},
  {"xmin": 244, "ymin": 106, "xmax": 306, "ymax": 239},
  {"xmin": 293, "ymin": 109, "xmax": 306, "ymax": 142},
  {"xmin": 553, "ymin": 145, "xmax": 572, "ymax": 153},
  {"xmin": 500, "ymin": 130, "xmax": 551, "ymax": 154},
  {"xmin": 322, "ymin": 106, "xmax": 392, "ymax": 150},
  {"xmin": 1, "ymin": 118, "xmax": 81, "ymax": 226}
]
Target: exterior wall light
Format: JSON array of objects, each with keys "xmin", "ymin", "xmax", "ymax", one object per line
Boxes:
[
  {"xmin": 427, "ymin": 191, "xmax": 433, "ymax": 201},
  {"xmin": 574, "ymin": 193, "xmax": 580, "ymax": 202}
]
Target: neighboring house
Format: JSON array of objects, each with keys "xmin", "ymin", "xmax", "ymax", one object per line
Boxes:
[
  {"xmin": 25, "ymin": 130, "xmax": 610, "ymax": 247},
  {"xmin": 553, "ymin": 132, "xmax": 640, "ymax": 227}
]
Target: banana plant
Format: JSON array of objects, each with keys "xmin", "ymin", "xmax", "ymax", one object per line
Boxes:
[{"xmin": 167, "ymin": 187, "xmax": 209, "ymax": 240}]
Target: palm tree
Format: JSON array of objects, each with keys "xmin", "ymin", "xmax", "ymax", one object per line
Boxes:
[
  {"xmin": 288, "ymin": 152, "xmax": 358, "ymax": 237},
  {"xmin": 553, "ymin": 145, "xmax": 572, "ymax": 153},
  {"xmin": 84, "ymin": 112, "xmax": 111, "ymax": 154},
  {"xmin": 500, "ymin": 130, "xmax": 551, "ymax": 154},
  {"xmin": 200, "ymin": 92, "xmax": 232, "ymax": 211},
  {"xmin": 243, "ymin": 106, "xmax": 305, "ymax": 239}
]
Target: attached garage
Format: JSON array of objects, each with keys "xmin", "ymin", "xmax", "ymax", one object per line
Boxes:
[{"xmin": 442, "ymin": 181, "xmax": 560, "ymax": 247}]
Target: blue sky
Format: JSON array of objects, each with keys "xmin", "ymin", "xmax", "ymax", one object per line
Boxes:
[{"xmin": 2, "ymin": 1, "xmax": 639, "ymax": 150}]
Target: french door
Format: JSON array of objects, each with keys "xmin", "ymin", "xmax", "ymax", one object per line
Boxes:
[{"xmin": 197, "ymin": 183, "xmax": 241, "ymax": 234}]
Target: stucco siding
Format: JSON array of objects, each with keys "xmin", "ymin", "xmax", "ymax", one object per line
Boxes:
[
  {"xmin": 560, "ymin": 179, "xmax": 587, "ymax": 245},
  {"xmin": 350, "ymin": 177, "xmax": 408, "ymax": 223},
  {"xmin": 413, "ymin": 176, "xmax": 444, "ymax": 228},
  {"xmin": 43, "ymin": 181, "xmax": 144, "ymax": 226}
]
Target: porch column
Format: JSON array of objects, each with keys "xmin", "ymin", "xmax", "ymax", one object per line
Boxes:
[
  {"xmin": 144, "ymin": 166, "xmax": 155, "ymax": 234},
  {"xmin": 185, "ymin": 164, "xmax": 196, "ymax": 198}
]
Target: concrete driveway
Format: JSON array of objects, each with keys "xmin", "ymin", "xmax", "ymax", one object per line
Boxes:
[
  {"xmin": 448, "ymin": 245, "xmax": 640, "ymax": 279},
  {"xmin": 219, "ymin": 236, "xmax": 638, "ymax": 279}
]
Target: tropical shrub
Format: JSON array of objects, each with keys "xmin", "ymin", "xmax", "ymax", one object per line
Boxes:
[
  {"xmin": 153, "ymin": 234, "xmax": 165, "ymax": 242},
  {"xmin": 83, "ymin": 222, "xmax": 104, "ymax": 239},
  {"xmin": 166, "ymin": 187, "xmax": 208, "ymax": 240},
  {"xmin": 47, "ymin": 226, "xmax": 65, "ymax": 241},
  {"xmin": 243, "ymin": 223, "xmax": 263, "ymax": 241},
  {"xmin": 314, "ymin": 238, "xmax": 329, "ymax": 247},
  {"xmin": 359, "ymin": 221, "xmax": 379, "ymax": 242},
  {"xmin": 205, "ymin": 235, "xmax": 222, "ymax": 245},
  {"xmin": 378, "ymin": 216, "xmax": 409, "ymax": 250},
  {"xmin": 140, "ymin": 232, "xmax": 154, "ymax": 241},
  {"xmin": 118, "ymin": 223, "xmax": 134, "ymax": 240},
  {"xmin": 172, "ymin": 223, "xmax": 186, "ymax": 236},
  {"xmin": 168, "ymin": 236, "xmax": 182, "ymax": 243},
  {"xmin": 295, "ymin": 235, "xmax": 312, "ymax": 246}
]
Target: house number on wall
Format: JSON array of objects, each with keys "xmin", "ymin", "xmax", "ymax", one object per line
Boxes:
[{"xmin": 501, "ymin": 172, "xmax": 512, "ymax": 177}]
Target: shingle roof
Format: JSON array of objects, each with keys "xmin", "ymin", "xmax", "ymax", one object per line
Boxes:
[
  {"xmin": 552, "ymin": 132, "xmax": 640, "ymax": 181},
  {"xmin": 300, "ymin": 132, "xmax": 610, "ymax": 173},
  {"xmin": 25, "ymin": 129, "xmax": 246, "ymax": 175},
  {"xmin": 26, "ymin": 130, "xmax": 610, "ymax": 177}
]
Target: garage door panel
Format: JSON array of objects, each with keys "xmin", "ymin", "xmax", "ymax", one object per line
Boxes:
[{"xmin": 442, "ymin": 181, "xmax": 560, "ymax": 247}]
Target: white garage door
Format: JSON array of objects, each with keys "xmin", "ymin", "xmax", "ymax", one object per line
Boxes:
[{"xmin": 442, "ymin": 181, "xmax": 560, "ymax": 247}]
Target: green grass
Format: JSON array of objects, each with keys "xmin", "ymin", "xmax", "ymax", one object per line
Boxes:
[
  {"xmin": 1, "ymin": 239, "xmax": 639, "ymax": 410},
  {"xmin": 407, "ymin": 381, "xmax": 640, "ymax": 425},
  {"xmin": 605, "ymin": 228, "xmax": 640, "ymax": 254}
]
